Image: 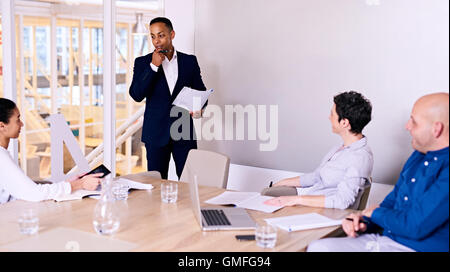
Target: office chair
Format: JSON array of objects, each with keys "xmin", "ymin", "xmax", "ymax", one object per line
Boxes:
[
  {"xmin": 180, "ymin": 149, "xmax": 230, "ymax": 189},
  {"xmin": 350, "ymin": 177, "xmax": 372, "ymax": 210},
  {"xmin": 140, "ymin": 171, "xmax": 162, "ymax": 179}
]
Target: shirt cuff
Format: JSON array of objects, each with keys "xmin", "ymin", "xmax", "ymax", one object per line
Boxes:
[
  {"xmin": 323, "ymin": 195, "xmax": 349, "ymax": 209},
  {"xmin": 299, "ymin": 173, "xmax": 316, "ymax": 187},
  {"xmin": 63, "ymin": 182, "xmax": 72, "ymax": 195},
  {"xmin": 324, "ymin": 196, "xmax": 333, "ymax": 209},
  {"xmin": 369, "ymin": 207, "xmax": 385, "ymax": 227},
  {"xmin": 150, "ymin": 62, "xmax": 159, "ymax": 72}
]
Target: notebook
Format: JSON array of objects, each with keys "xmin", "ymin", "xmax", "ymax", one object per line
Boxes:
[{"xmin": 188, "ymin": 176, "xmax": 257, "ymax": 231}]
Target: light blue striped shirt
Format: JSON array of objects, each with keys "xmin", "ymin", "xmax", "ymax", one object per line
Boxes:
[{"xmin": 298, "ymin": 137, "xmax": 373, "ymax": 209}]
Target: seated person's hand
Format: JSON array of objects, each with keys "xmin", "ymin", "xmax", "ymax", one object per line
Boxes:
[
  {"xmin": 65, "ymin": 173, "xmax": 83, "ymax": 183},
  {"xmin": 79, "ymin": 173, "xmax": 103, "ymax": 191},
  {"xmin": 342, "ymin": 213, "xmax": 368, "ymax": 238},
  {"xmin": 264, "ymin": 196, "xmax": 299, "ymax": 207},
  {"xmin": 68, "ymin": 173, "xmax": 103, "ymax": 192}
]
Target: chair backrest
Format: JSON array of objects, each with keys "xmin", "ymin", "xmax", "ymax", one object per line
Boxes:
[
  {"xmin": 180, "ymin": 149, "xmax": 230, "ymax": 189},
  {"xmin": 226, "ymin": 164, "xmax": 301, "ymax": 192},
  {"xmin": 358, "ymin": 178, "xmax": 372, "ymax": 210},
  {"xmin": 351, "ymin": 177, "xmax": 372, "ymax": 210},
  {"xmin": 141, "ymin": 171, "xmax": 162, "ymax": 180}
]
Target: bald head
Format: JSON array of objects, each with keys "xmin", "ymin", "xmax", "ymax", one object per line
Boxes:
[
  {"xmin": 407, "ymin": 92, "xmax": 449, "ymax": 153},
  {"xmin": 415, "ymin": 93, "xmax": 449, "ymax": 128}
]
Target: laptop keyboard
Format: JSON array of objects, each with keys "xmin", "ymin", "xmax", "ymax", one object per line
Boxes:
[{"xmin": 201, "ymin": 209, "xmax": 232, "ymax": 226}]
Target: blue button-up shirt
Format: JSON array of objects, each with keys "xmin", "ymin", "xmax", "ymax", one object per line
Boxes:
[{"xmin": 370, "ymin": 147, "xmax": 449, "ymax": 252}]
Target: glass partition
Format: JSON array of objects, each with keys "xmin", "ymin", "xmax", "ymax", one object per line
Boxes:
[{"xmin": 2, "ymin": 1, "xmax": 160, "ymax": 180}]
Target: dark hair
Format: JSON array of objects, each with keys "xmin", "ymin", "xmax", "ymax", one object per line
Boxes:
[
  {"xmin": 333, "ymin": 91, "xmax": 372, "ymax": 134},
  {"xmin": 0, "ymin": 98, "xmax": 17, "ymax": 124},
  {"xmin": 150, "ymin": 17, "xmax": 173, "ymax": 32}
]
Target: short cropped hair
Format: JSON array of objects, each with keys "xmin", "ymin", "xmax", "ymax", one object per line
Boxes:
[
  {"xmin": 150, "ymin": 17, "xmax": 174, "ymax": 32},
  {"xmin": 0, "ymin": 98, "xmax": 17, "ymax": 124},
  {"xmin": 333, "ymin": 91, "xmax": 372, "ymax": 134}
]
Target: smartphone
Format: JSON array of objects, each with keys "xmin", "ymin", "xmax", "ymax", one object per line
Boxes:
[
  {"xmin": 235, "ymin": 235, "xmax": 255, "ymax": 241},
  {"xmin": 80, "ymin": 164, "xmax": 111, "ymax": 179}
]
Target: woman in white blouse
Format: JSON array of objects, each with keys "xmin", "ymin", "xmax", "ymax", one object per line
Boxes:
[
  {"xmin": 0, "ymin": 98, "xmax": 102, "ymax": 204},
  {"xmin": 263, "ymin": 91, "xmax": 374, "ymax": 210}
]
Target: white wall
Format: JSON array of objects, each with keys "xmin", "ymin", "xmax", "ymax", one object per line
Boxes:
[
  {"xmin": 164, "ymin": 0, "xmax": 195, "ymax": 54},
  {"xmin": 164, "ymin": 0, "xmax": 196, "ymax": 180},
  {"xmin": 193, "ymin": 0, "xmax": 449, "ymax": 185}
]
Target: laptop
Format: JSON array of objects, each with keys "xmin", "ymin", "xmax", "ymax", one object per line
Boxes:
[{"xmin": 189, "ymin": 176, "xmax": 257, "ymax": 231}]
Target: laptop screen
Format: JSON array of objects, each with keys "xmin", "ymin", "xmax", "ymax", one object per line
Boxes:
[{"xmin": 188, "ymin": 175, "xmax": 203, "ymax": 228}]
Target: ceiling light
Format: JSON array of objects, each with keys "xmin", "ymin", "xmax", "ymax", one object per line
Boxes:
[{"xmin": 132, "ymin": 13, "xmax": 147, "ymax": 36}]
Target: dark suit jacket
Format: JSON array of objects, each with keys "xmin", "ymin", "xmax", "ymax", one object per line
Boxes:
[{"xmin": 129, "ymin": 51, "xmax": 207, "ymax": 147}]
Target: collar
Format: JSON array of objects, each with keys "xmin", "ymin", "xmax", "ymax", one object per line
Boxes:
[
  {"xmin": 164, "ymin": 48, "xmax": 177, "ymax": 63},
  {"xmin": 424, "ymin": 146, "xmax": 449, "ymax": 158},
  {"xmin": 342, "ymin": 136, "xmax": 368, "ymax": 151}
]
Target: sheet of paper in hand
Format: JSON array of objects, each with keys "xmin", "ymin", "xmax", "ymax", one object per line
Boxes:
[{"xmin": 172, "ymin": 87, "xmax": 213, "ymax": 112}]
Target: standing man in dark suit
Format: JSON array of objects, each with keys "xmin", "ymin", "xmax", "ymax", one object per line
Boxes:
[{"xmin": 129, "ymin": 17, "xmax": 207, "ymax": 179}]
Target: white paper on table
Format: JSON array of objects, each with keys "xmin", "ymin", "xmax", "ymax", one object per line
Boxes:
[
  {"xmin": 116, "ymin": 178, "xmax": 154, "ymax": 190},
  {"xmin": 237, "ymin": 195, "xmax": 282, "ymax": 213},
  {"xmin": 264, "ymin": 213, "xmax": 343, "ymax": 232},
  {"xmin": 204, "ymin": 191, "xmax": 282, "ymax": 213},
  {"xmin": 204, "ymin": 191, "xmax": 260, "ymax": 205},
  {"xmin": 172, "ymin": 87, "xmax": 213, "ymax": 112},
  {"xmin": 53, "ymin": 189, "xmax": 100, "ymax": 202},
  {"xmin": 54, "ymin": 178, "xmax": 153, "ymax": 202}
]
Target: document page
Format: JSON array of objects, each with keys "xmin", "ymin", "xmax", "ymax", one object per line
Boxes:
[
  {"xmin": 54, "ymin": 178, "xmax": 153, "ymax": 202},
  {"xmin": 172, "ymin": 87, "xmax": 213, "ymax": 112},
  {"xmin": 237, "ymin": 195, "xmax": 283, "ymax": 213},
  {"xmin": 205, "ymin": 191, "xmax": 282, "ymax": 213},
  {"xmin": 53, "ymin": 189, "xmax": 100, "ymax": 202},
  {"xmin": 116, "ymin": 178, "xmax": 154, "ymax": 190},
  {"xmin": 264, "ymin": 213, "xmax": 343, "ymax": 232},
  {"xmin": 204, "ymin": 191, "xmax": 259, "ymax": 205}
]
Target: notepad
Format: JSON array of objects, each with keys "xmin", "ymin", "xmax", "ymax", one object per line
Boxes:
[
  {"xmin": 53, "ymin": 178, "xmax": 154, "ymax": 202},
  {"xmin": 264, "ymin": 213, "xmax": 343, "ymax": 232},
  {"xmin": 204, "ymin": 191, "xmax": 282, "ymax": 213}
]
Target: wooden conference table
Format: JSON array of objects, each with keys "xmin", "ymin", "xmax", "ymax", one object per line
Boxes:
[{"xmin": 0, "ymin": 172, "xmax": 351, "ymax": 252}]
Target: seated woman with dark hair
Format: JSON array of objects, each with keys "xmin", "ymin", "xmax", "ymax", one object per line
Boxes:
[
  {"xmin": 263, "ymin": 91, "xmax": 374, "ymax": 210},
  {"xmin": 0, "ymin": 98, "xmax": 103, "ymax": 204}
]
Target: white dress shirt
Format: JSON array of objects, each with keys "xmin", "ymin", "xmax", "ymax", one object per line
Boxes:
[
  {"xmin": 150, "ymin": 49, "xmax": 179, "ymax": 95},
  {"xmin": 0, "ymin": 146, "xmax": 71, "ymax": 204}
]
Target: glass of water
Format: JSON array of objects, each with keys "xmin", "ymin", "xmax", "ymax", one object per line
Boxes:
[
  {"xmin": 255, "ymin": 223, "xmax": 277, "ymax": 248},
  {"xmin": 112, "ymin": 181, "xmax": 130, "ymax": 201},
  {"xmin": 161, "ymin": 182, "xmax": 178, "ymax": 203},
  {"xmin": 18, "ymin": 209, "xmax": 39, "ymax": 235}
]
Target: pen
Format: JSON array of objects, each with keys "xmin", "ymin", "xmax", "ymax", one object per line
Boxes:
[{"xmin": 345, "ymin": 218, "xmax": 369, "ymax": 225}]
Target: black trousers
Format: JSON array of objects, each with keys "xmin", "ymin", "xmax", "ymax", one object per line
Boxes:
[{"xmin": 145, "ymin": 139, "xmax": 197, "ymax": 180}]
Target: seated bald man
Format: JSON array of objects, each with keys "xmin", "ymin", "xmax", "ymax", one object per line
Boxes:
[{"xmin": 308, "ymin": 92, "xmax": 449, "ymax": 252}]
